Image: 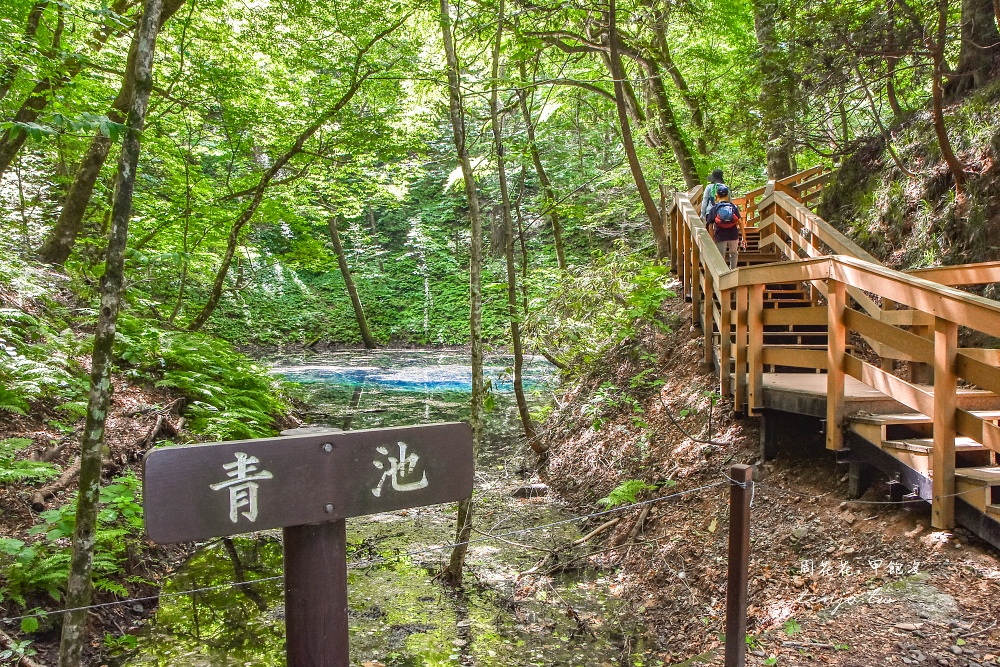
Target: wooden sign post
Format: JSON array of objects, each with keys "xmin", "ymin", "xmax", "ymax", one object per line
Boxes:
[{"xmin": 143, "ymin": 422, "xmax": 474, "ymax": 667}]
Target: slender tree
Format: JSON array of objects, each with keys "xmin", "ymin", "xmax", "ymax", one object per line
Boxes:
[
  {"xmin": 0, "ymin": 0, "xmax": 51, "ymax": 102},
  {"xmin": 57, "ymin": 0, "xmax": 165, "ymax": 662},
  {"xmin": 328, "ymin": 215, "xmax": 377, "ymax": 349},
  {"xmin": 516, "ymin": 61, "xmax": 566, "ymax": 270},
  {"xmin": 490, "ymin": 2, "xmax": 539, "ymax": 448},
  {"xmin": 37, "ymin": 0, "xmax": 187, "ymax": 266},
  {"xmin": 608, "ymin": 0, "xmax": 669, "ymax": 259},
  {"xmin": 440, "ymin": 0, "xmax": 483, "ymax": 587}
]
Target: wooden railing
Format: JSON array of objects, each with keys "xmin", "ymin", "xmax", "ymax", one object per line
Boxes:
[{"xmin": 667, "ymin": 171, "xmax": 1000, "ymax": 530}]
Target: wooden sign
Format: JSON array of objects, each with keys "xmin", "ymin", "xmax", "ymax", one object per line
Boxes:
[{"xmin": 143, "ymin": 422, "xmax": 473, "ymax": 544}]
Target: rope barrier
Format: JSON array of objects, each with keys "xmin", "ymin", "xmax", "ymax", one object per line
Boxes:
[{"xmin": 0, "ymin": 479, "xmax": 729, "ymax": 625}]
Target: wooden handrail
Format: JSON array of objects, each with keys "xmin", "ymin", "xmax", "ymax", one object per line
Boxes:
[{"xmin": 667, "ymin": 165, "xmax": 1000, "ymax": 532}]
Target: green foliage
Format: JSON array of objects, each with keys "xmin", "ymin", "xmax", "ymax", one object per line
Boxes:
[
  {"xmin": 597, "ymin": 479, "xmax": 658, "ymax": 509},
  {"xmin": 0, "ymin": 307, "xmax": 87, "ymax": 415},
  {"xmin": 526, "ymin": 248, "xmax": 676, "ymax": 371},
  {"xmin": 0, "ymin": 637, "xmax": 36, "ymax": 663},
  {"xmin": 582, "ymin": 382, "xmax": 646, "ymax": 431},
  {"xmin": 115, "ymin": 315, "xmax": 289, "ymax": 440},
  {"xmin": 0, "ymin": 438, "xmax": 58, "ymax": 486},
  {"xmin": 783, "ymin": 619, "xmax": 801, "ymax": 636},
  {"xmin": 0, "ymin": 474, "xmax": 144, "ymax": 605}
]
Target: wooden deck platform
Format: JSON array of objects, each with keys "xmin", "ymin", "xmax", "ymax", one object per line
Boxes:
[{"xmin": 760, "ymin": 373, "xmax": 1000, "ymax": 419}]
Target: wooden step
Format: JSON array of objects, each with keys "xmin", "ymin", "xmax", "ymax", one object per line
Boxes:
[
  {"xmin": 955, "ymin": 467, "xmax": 1000, "ymax": 485},
  {"xmin": 882, "ymin": 437, "xmax": 988, "ymax": 454},
  {"xmin": 851, "ymin": 410, "xmax": 1000, "ymax": 426}
]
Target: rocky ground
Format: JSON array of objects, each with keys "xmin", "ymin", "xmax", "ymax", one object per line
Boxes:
[{"xmin": 535, "ymin": 293, "xmax": 1000, "ymax": 667}]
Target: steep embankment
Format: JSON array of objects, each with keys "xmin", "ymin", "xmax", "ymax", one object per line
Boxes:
[
  {"xmin": 820, "ymin": 80, "xmax": 1000, "ymax": 279},
  {"xmin": 0, "ymin": 258, "xmax": 297, "ymax": 665},
  {"xmin": 540, "ymin": 293, "xmax": 1000, "ymax": 666}
]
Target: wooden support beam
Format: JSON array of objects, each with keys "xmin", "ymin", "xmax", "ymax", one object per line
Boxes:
[
  {"xmin": 703, "ymin": 269, "xmax": 714, "ymax": 368},
  {"xmin": 735, "ymin": 287, "xmax": 749, "ymax": 412},
  {"xmin": 932, "ymin": 317, "xmax": 957, "ymax": 530},
  {"xmin": 748, "ymin": 284, "xmax": 764, "ymax": 413},
  {"xmin": 720, "ymin": 289, "xmax": 733, "ymax": 397},
  {"xmin": 826, "ymin": 279, "xmax": 847, "ymax": 450},
  {"xmin": 692, "ymin": 243, "xmax": 702, "ymax": 327}
]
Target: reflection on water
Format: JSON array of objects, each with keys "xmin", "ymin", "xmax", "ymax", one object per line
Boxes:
[{"xmin": 126, "ymin": 351, "xmax": 651, "ymax": 667}]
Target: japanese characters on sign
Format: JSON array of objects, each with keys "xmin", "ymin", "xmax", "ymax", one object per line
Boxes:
[{"xmin": 143, "ymin": 422, "xmax": 473, "ymax": 544}]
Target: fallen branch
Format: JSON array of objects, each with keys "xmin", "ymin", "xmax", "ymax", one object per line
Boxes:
[
  {"xmin": 572, "ymin": 517, "xmax": 621, "ymax": 546},
  {"xmin": 0, "ymin": 626, "xmax": 47, "ymax": 667},
  {"xmin": 31, "ymin": 456, "xmax": 81, "ymax": 511},
  {"xmin": 960, "ymin": 620, "xmax": 997, "ymax": 639},
  {"xmin": 782, "ymin": 641, "xmax": 836, "ymax": 649},
  {"xmin": 472, "ymin": 527, "xmax": 554, "ymax": 553},
  {"xmin": 627, "ymin": 503, "xmax": 651, "ymax": 541}
]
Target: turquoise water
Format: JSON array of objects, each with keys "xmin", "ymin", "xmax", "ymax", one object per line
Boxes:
[{"xmin": 124, "ymin": 351, "xmax": 653, "ymax": 667}]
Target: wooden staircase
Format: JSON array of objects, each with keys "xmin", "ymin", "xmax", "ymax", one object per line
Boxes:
[{"xmin": 667, "ymin": 166, "xmax": 1000, "ymax": 550}]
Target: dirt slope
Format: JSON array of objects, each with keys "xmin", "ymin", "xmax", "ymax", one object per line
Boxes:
[{"xmin": 539, "ymin": 293, "xmax": 1000, "ymax": 667}]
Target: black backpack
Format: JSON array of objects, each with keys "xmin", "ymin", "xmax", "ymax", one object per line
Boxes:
[{"xmin": 713, "ymin": 202, "xmax": 739, "ymax": 229}]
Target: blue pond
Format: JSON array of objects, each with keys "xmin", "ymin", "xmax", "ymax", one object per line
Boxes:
[{"xmin": 269, "ymin": 350, "xmax": 555, "ymax": 433}]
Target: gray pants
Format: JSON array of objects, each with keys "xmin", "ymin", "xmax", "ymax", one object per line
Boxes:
[{"xmin": 716, "ymin": 239, "xmax": 739, "ymax": 270}]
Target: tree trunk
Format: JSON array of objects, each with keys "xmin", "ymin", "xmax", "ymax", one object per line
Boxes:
[
  {"xmin": 516, "ymin": 63, "xmax": 566, "ymax": 271},
  {"xmin": 440, "ymin": 0, "xmax": 483, "ymax": 587},
  {"xmin": 0, "ymin": 0, "xmax": 133, "ymax": 181},
  {"xmin": 608, "ymin": 0, "xmax": 668, "ymax": 260},
  {"xmin": 56, "ymin": 0, "xmax": 164, "ymax": 663},
  {"xmin": 753, "ymin": 0, "xmax": 795, "ymax": 179},
  {"xmin": 328, "ymin": 216, "xmax": 377, "ymax": 349},
  {"xmin": 931, "ymin": 0, "xmax": 968, "ymax": 193},
  {"xmin": 886, "ymin": 2, "xmax": 905, "ymax": 120},
  {"xmin": 37, "ymin": 0, "xmax": 186, "ymax": 266},
  {"xmin": 490, "ymin": 3, "xmax": 538, "ymax": 448},
  {"xmin": 186, "ymin": 71, "xmax": 373, "ymax": 331},
  {"xmin": 0, "ymin": 0, "xmax": 50, "ymax": 102},
  {"xmin": 647, "ymin": 0, "xmax": 708, "ymax": 154},
  {"xmin": 642, "ymin": 57, "xmax": 700, "ymax": 189},
  {"xmin": 950, "ymin": 0, "xmax": 1000, "ymax": 95}
]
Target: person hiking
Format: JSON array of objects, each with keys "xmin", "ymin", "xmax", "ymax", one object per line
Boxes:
[
  {"xmin": 706, "ymin": 185, "xmax": 746, "ymax": 270},
  {"xmin": 701, "ymin": 168, "xmax": 726, "ymax": 221}
]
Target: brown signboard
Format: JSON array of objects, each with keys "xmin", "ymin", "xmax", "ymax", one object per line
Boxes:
[{"xmin": 143, "ymin": 422, "xmax": 473, "ymax": 544}]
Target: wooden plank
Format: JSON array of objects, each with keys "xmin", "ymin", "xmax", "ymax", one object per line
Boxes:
[
  {"xmin": 955, "ymin": 410, "xmax": 1000, "ymax": 455},
  {"xmin": 143, "ymin": 423, "xmax": 474, "ymax": 543},
  {"xmin": 905, "ymin": 261, "xmax": 1000, "ymax": 286},
  {"xmin": 955, "ymin": 351, "xmax": 1000, "ymax": 395},
  {"xmin": 879, "ymin": 309, "xmax": 935, "ymax": 327},
  {"xmin": 843, "ymin": 356, "xmax": 935, "ymax": 416},
  {"xmin": 735, "ymin": 287, "xmax": 749, "ymax": 412},
  {"xmin": 760, "ymin": 347, "xmax": 828, "ymax": 369},
  {"xmin": 720, "ymin": 288, "xmax": 733, "ymax": 397},
  {"xmin": 832, "ymin": 256, "xmax": 1000, "ymax": 337},
  {"xmin": 748, "ymin": 284, "xmax": 765, "ymax": 412},
  {"xmin": 761, "ymin": 306, "xmax": 827, "ymax": 326},
  {"xmin": 932, "ymin": 317, "xmax": 957, "ymax": 530},
  {"xmin": 703, "ymin": 268, "xmax": 714, "ymax": 367},
  {"xmin": 843, "ymin": 309, "xmax": 934, "ymax": 364},
  {"xmin": 827, "ymin": 280, "xmax": 847, "ymax": 450},
  {"xmin": 692, "ymin": 242, "xmax": 703, "ymax": 327},
  {"xmin": 957, "ymin": 348, "xmax": 1000, "ymax": 366}
]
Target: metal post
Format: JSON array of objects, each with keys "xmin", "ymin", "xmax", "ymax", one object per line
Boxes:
[{"xmin": 725, "ymin": 464, "xmax": 752, "ymax": 667}]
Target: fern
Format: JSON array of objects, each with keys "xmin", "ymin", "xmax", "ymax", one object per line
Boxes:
[
  {"xmin": 0, "ymin": 439, "xmax": 58, "ymax": 486},
  {"xmin": 597, "ymin": 479, "xmax": 658, "ymax": 508}
]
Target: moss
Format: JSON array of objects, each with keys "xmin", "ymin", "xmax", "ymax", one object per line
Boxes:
[{"xmin": 819, "ymin": 82, "xmax": 1000, "ymax": 268}]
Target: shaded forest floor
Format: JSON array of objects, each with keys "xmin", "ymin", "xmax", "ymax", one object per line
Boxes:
[{"xmin": 537, "ymin": 291, "xmax": 1000, "ymax": 667}]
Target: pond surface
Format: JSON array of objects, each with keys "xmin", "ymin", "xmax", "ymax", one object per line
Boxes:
[{"xmin": 125, "ymin": 350, "xmax": 654, "ymax": 667}]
